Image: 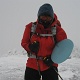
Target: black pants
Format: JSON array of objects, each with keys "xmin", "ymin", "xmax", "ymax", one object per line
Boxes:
[{"xmin": 24, "ymin": 67, "xmax": 59, "ymax": 80}]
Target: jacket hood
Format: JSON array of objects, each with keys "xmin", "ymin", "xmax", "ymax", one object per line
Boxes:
[{"xmin": 37, "ymin": 3, "xmax": 54, "ymax": 19}]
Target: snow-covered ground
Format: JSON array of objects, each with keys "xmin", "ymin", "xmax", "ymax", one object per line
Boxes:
[
  {"xmin": 59, "ymin": 58, "xmax": 80, "ymax": 80},
  {"xmin": 0, "ymin": 55, "xmax": 27, "ymax": 80},
  {"xmin": 0, "ymin": 46, "xmax": 80, "ymax": 80}
]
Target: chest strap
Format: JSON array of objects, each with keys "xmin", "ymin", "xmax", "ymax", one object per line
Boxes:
[{"xmin": 39, "ymin": 34, "xmax": 53, "ymax": 37}]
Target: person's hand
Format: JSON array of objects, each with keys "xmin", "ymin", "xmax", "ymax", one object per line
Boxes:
[
  {"xmin": 43, "ymin": 56, "xmax": 54, "ymax": 67},
  {"xmin": 29, "ymin": 41, "xmax": 39, "ymax": 54}
]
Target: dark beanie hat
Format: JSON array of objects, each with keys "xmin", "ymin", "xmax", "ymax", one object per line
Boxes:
[{"xmin": 38, "ymin": 3, "xmax": 54, "ymax": 19}]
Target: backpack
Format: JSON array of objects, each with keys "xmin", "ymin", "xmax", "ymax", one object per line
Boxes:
[{"xmin": 30, "ymin": 22, "xmax": 60, "ymax": 44}]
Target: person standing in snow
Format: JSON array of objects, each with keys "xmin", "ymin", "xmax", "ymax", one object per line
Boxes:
[{"xmin": 21, "ymin": 3, "xmax": 67, "ymax": 80}]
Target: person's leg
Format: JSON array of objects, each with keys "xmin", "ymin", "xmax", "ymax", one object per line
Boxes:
[
  {"xmin": 24, "ymin": 67, "xmax": 41, "ymax": 80},
  {"xmin": 42, "ymin": 67, "xmax": 59, "ymax": 80}
]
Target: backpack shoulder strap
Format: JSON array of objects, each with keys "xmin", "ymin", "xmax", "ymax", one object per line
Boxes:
[
  {"xmin": 51, "ymin": 25, "xmax": 58, "ymax": 44},
  {"xmin": 31, "ymin": 22, "xmax": 37, "ymax": 33},
  {"xmin": 30, "ymin": 22, "xmax": 37, "ymax": 38},
  {"xmin": 51, "ymin": 25, "xmax": 56, "ymax": 36}
]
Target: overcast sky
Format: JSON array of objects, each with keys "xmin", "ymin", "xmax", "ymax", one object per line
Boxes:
[{"xmin": 0, "ymin": 0, "xmax": 80, "ymax": 55}]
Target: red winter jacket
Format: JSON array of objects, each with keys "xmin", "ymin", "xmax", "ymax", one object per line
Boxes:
[{"xmin": 21, "ymin": 14, "xmax": 67, "ymax": 71}]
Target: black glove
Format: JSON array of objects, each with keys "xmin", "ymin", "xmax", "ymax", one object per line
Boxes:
[
  {"xmin": 29, "ymin": 41, "xmax": 39, "ymax": 54},
  {"xmin": 43, "ymin": 56, "xmax": 54, "ymax": 67}
]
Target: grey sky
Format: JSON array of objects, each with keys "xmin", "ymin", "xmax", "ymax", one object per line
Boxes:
[{"xmin": 0, "ymin": 0, "xmax": 80, "ymax": 55}]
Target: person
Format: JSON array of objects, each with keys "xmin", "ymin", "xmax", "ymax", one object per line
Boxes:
[{"xmin": 21, "ymin": 3, "xmax": 67, "ymax": 80}]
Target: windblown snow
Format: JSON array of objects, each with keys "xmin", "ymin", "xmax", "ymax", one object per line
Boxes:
[{"xmin": 0, "ymin": 46, "xmax": 80, "ymax": 80}]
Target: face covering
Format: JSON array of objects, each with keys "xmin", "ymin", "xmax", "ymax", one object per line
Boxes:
[{"xmin": 38, "ymin": 18, "xmax": 53, "ymax": 29}]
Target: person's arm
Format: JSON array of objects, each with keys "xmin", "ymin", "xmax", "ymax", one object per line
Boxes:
[
  {"xmin": 56, "ymin": 26, "xmax": 67, "ymax": 42},
  {"xmin": 21, "ymin": 22, "xmax": 32, "ymax": 53}
]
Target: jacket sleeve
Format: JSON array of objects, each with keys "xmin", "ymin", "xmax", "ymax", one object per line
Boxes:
[
  {"xmin": 56, "ymin": 26, "xmax": 67, "ymax": 42},
  {"xmin": 21, "ymin": 22, "xmax": 32, "ymax": 53}
]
